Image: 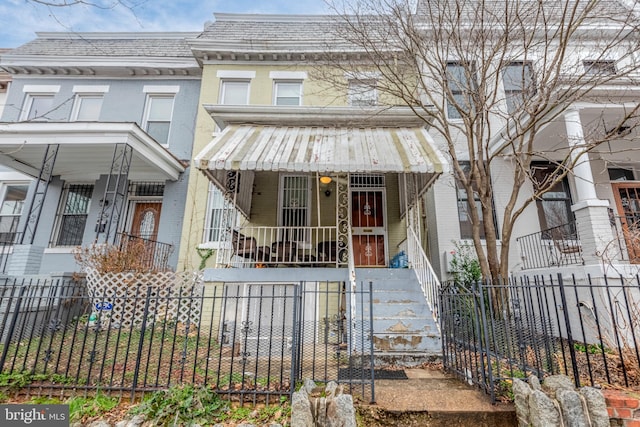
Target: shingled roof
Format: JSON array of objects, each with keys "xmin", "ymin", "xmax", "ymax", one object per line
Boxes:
[{"xmin": 8, "ymin": 32, "xmax": 198, "ymax": 57}]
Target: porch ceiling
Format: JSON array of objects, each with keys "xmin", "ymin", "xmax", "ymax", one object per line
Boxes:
[
  {"xmin": 194, "ymin": 106, "xmax": 448, "ymax": 178},
  {"xmin": 0, "ymin": 122, "xmax": 186, "ymax": 181}
]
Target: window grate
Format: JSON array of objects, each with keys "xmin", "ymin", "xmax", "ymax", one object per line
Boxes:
[{"xmin": 350, "ymin": 174, "xmax": 385, "ymax": 188}]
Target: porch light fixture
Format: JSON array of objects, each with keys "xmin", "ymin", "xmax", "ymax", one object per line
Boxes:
[{"xmin": 319, "ymin": 176, "xmax": 332, "ymax": 185}]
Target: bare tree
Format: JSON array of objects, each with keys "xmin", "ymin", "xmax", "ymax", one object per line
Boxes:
[{"xmin": 318, "ymin": 0, "xmax": 640, "ymax": 280}]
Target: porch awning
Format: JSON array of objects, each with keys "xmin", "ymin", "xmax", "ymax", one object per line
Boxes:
[
  {"xmin": 194, "ymin": 124, "xmax": 447, "ymax": 175},
  {"xmin": 0, "ymin": 122, "xmax": 186, "ymax": 181}
]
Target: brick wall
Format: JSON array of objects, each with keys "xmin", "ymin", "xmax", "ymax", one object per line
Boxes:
[{"xmin": 604, "ymin": 390, "xmax": 640, "ymax": 427}]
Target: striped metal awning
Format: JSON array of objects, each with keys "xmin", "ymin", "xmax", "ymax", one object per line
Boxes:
[{"xmin": 194, "ymin": 124, "xmax": 447, "ymax": 175}]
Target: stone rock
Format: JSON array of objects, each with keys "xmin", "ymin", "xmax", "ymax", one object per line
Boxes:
[
  {"xmin": 543, "ymin": 375, "xmax": 575, "ymax": 395},
  {"xmin": 529, "ymin": 389, "xmax": 561, "ymax": 427},
  {"xmin": 325, "ymin": 381, "xmax": 338, "ymax": 398},
  {"xmin": 291, "ymin": 389, "xmax": 313, "ymax": 427},
  {"xmin": 269, "ymin": 424, "xmax": 283, "ymax": 427},
  {"xmin": 213, "ymin": 424, "xmax": 225, "ymax": 427},
  {"xmin": 236, "ymin": 424, "xmax": 255, "ymax": 427},
  {"xmin": 70, "ymin": 423, "xmax": 83, "ymax": 427},
  {"xmin": 512, "ymin": 378, "xmax": 532, "ymax": 427},
  {"xmin": 124, "ymin": 415, "xmax": 145, "ymax": 427},
  {"xmin": 327, "ymin": 394, "xmax": 356, "ymax": 427},
  {"xmin": 580, "ymin": 387, "xmax": 610, "ymax": 427},
  {"xmin": 303, "ymin": 379, "xmax": 317, "ymax": 395},
  {"xmin": 115, "ymin": 422, "xmax": 127, "ymax": 427},
  {"xmin": 528, "ymin": 375, "xmax": 541, "ymax": 391},
  {"xmin": 556, "ymin": 389, "xmax": 588, "ymax": 427}
]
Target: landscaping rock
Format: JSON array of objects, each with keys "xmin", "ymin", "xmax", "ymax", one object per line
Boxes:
[
  {"xmin": 291, "ymin": 379, "xmax": 357, "ymax": 427},
  {"xmin": 556, "ymin": 389, "xmax": 588, "ymax": 427},
  {"xmin": 513, "ymin": 374, "xmax": 609, "ymax": 427},
  {"xmin": 543, "ymin": 375, "xmax": 575, "ymax": 395},
  {"xmin": 512, "ymin": 378, "xmax": 531, "ymax": 427},
  {"xmin": 328, "ymin": 394, "xmax": 356, "ymax": 427},
  {"xmin": 528, "ymin": 374, "xmax": 541, "ymax": 391},
  {"xmin": 580, "ymin": 387, "xmax": 609, "ymax": 427},
  {"xmin": 529, "ymin": 389, "xmax": 561, "ymax": 427},
  {"xmin": 291, "ymin": 388, "xmax": 313, "ymax": 427},
  {"xmin": 87, "ymin": 421, "xmax": 111, "ymax": 427}
]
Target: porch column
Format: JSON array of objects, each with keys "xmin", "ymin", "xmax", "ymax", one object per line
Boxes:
[{"xmin": 564, "ymin": 108, "xmax": 614, "ymax": 264}]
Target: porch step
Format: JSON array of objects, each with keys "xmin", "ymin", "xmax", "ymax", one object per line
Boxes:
[{"xmin": 356, "ymin": 268, "xmax": 441, "ymax": 362}]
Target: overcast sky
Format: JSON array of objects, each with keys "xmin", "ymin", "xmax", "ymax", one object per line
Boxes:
[{"xmin": 0, "ymin": 0, "xmax": 331, "ymax": 48}]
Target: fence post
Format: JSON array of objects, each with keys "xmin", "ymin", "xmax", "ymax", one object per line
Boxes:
[
  {"xmin": 289, "ymin": 282, "xmax": 302, "ymax": 397},
  {"xmin": 474, "ymin": 280, "xmax": 495, "ymax": 403},
  {"xmin": 131, "ymin": 286, "xmax": 152, "ymax": 399},
  {"xmin": 556, "ymin": 273, "xmax": 580, "ymax": 387},
  {"xmin": 0, "ymin": 283, "xmax": 27, "ymax": 372},
  {"xmin": 368, "ymin": 280, "xmax": 376, "ymax": 404}
]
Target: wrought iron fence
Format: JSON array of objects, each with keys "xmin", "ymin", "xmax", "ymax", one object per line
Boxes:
[
  {"xmin": 439, "ymin": 274, "xmax": 640, "ymax": 403},
  {"xmin": 0, "ymin": 276, "xmax": 374, "ymax": 403},
  {"xmin": 516, "ymin": 221, "xmax": 583, "ymax": 270}
]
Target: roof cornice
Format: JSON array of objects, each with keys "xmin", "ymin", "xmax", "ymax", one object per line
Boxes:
[{"xmin": 203, "ymin": 105, "xmax": 434, "ymax": 129}]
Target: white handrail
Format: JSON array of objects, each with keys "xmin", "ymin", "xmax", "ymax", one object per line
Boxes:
[
  {"xmin": 407, "ymin": 227, "xmax": 441, "ymax": 325},
  {"xmin": 347, "ymin": 228, "xmax": 357, "ymax": 340}
]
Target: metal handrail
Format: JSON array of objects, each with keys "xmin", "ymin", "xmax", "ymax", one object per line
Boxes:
[{"xmin": 516, "ymin": 221, "xmax": 583, "ymax": 270}]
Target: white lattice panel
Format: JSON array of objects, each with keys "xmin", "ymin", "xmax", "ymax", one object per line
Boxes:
[{"xmin": 86, "ymin": 269, "xmax": 204, "ymax": 328}]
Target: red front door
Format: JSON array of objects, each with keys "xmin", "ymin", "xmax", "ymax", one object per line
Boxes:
[{"xmin": 351, "ymin": 190, "xmax": 386, "ymax": 266}]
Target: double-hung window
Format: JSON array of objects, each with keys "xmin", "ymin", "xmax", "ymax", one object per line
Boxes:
[
  {"xmin": 456, "ymin": 162, "xmax": 497, "ymax": 239},
  {"xmin": 0, "ymin": 184, "xmax": 28, "ymax": 243},
  {"xmin": 584, "ymin": 60, "xmax": 616, "ymax": 76},
  {"xmin": 274, "ymin": 81, "xmax": 302, "ymax": 106},
  {"xmin": 143, "ymin": 95, "xmax": 174, "ymax": 145},
  {"xmin": 203, "ymin": 184, "xmax": 237, "ymax": 244},
  {"xmin": 70, "ymin": 86, "xmax": 108, "ymax": 121},
  {"xmin": 220, "ymin": 81, "xmax": 250, "ymax": 105},
  {"xmin": 503, "ymin": 62, "xmax": 534, "ymax": 114},
  {"xmin": 142, "ymin": 86, "xmax": 178, "ymax": 146},
  {"xmin": 446, "ymin": 63, "xmax": 475, "ymax": 120},
  {"xmin": 21, "ymin": 85, "xmax": 60, "ymax": 121},
  {"xmin": 348, "ymin": 80, "xmax": 377, "ymax": 106},
  {"xmin": 54, "ymin": 184, "xmax": 93, "ymax": 247},
  {"xmin": 532, "ymin": 163, "xmax": 573, "ymax": 231}
]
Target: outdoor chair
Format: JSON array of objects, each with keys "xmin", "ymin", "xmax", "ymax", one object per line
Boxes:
[{"xmin": 231, "ymin": 229, "xmax": 270, "ymax": 263}]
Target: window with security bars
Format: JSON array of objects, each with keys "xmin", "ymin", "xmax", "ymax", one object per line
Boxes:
[
  {"xmin": 280, "ymin": 175, "xmax": 310, "ymax": 243},
  {"xmin": 204, "ymin": 183, "xmax": 237, "ymax": 243},
  {"xmin": 55, "ymin": 184, "xmax": 93, "ymax": 246},
  {"xmin": 0, "ymin": 184, "xmax": 28, "ymax": 243}
]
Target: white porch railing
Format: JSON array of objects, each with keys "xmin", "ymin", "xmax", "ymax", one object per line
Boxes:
[
  {"xmin": 217, "ymin": 226, "xmax": 342, "ymax": 268},
  {"xmin": 407, "ymin": 227, "xmax": 442, "ymax": 325},
  {"xmin": 347, "ymin": 227, "xmax": 358, "ymax": 341}
]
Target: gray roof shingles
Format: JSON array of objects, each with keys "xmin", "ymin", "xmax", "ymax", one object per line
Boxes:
[{"xmin": 7, "ymin": 34, "xmax": 197, "ymax": 58}]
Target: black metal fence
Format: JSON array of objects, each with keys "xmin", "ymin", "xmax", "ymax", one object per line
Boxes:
[
  {"xmin": 115, "ymin": 233, "xmax": 174, "ymax": 272},
  {"xmin": 516, "ymin": 222, "xmax": 583, "ymax": 270},
  {"xmin": 0, "ymin": 232, "xmax": 21, "ymax": 274},
  {"xmin": 440, "ymin": 274, "xmax": 640, "ymax": 403},
  {"xmin": 0, "ymin": 276, "xmax": 374, "ymax": 404}
]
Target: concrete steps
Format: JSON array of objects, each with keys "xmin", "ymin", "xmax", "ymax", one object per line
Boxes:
[
  {"xmin": 355, "ymin": 268, "xmax": 441, "ymax": 364},
  {"xmin": 357, "ymin": 366, "xmax": 516, "ymax": 427}
]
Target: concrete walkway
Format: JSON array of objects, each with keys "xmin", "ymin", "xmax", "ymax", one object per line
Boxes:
[{"xmin": 358, "ymin": 366, "xmax": 517, "ymax": 426}]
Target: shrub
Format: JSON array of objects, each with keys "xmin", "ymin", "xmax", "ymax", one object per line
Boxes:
[
  {"xmin": 73, "ymin": 235, "xmax": 168, "ymax": 274},
  {"xmin": 449, "ymin": 241, "xmax": 482, "ymax": 284}
]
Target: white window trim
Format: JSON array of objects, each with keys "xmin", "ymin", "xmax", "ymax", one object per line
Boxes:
[
  {"xmin": 73, "ymin": 85, "xmax": 109, "ymax": 93},
  {"xmin": 143, "ymin": 85, "xmax": 180, "ymax": 94},
  {"xmin": 269, "ymin": 71, "xmax": 307, "ymax": 80},
  {"xmin": 142, "ymin": 93, "xmax": 176, "ymax": 146},
  {"xmin": 216, "ymin": 70, "xmax": 256, "ymax": 79},
  {"xmin": 22, "ymin": 85, "xmax": 60, "ymax": 93},
  {"xmin": 273, "ymin": 80, "xmax": 303, "ymax": 106},
  {"xmin": 202, "ymin": 183, "xmax": 237, "ymax": 248},
  {"xmin": 70, "ymin": 93, "xmax": 104, "ymax": 121},
  {"xmin": 219, "ymin": 80, "xmax": 251, "ymax": 105},
  {"xmin": 20, "ymin": 93, "xmax": 55, "ymax": 121}
]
